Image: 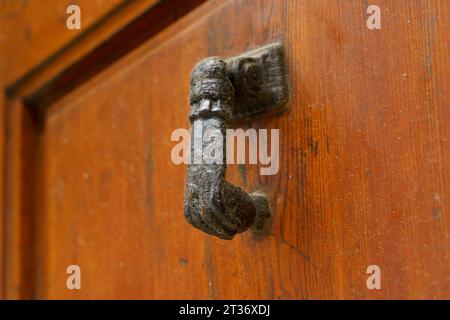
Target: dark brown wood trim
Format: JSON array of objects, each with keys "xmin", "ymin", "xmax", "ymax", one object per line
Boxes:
[{"xmin": 2, "ymin": 97, "xmax": 44, "ymax": 299}]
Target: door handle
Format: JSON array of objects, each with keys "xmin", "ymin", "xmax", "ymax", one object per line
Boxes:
[{"xmin": 184, "ymin": 43, "xmax": 289, "ymax": 239}]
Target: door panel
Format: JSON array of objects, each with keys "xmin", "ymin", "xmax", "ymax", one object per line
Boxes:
[
  {"xmin": 2, "ymin": 0, "xmax": 450, "ymax": 299},
  {"xmin": 0, "ymin": 0, "xmax": 127, "ymax": 85}
]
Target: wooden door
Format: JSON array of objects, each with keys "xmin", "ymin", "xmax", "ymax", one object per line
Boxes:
[{"xmin": 1, "ymin": 0, "xmax": 449, "ymax": 299}]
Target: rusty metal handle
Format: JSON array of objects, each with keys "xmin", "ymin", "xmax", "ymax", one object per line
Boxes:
[{"xmin": 184, "ymin": 43, "xmax": 289, "ymax": 240}]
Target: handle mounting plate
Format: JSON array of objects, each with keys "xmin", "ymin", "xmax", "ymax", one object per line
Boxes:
[{"xmin": 226, "ymin": 42, "xmax": 289, "ymax": 123}]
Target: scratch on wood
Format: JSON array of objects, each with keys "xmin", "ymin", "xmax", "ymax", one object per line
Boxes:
[
  {"xmin": 204, "ymin": 241, "xmax": 218, "ymax": 299},
  {"xmin": 269, "ymin": 233, "xmax": 321, "ymax": 271}
]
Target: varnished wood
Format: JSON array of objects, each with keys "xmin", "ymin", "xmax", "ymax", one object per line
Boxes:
[
  {"xmin": 1, "ymin": 0, "xmax": 208, "ymax": 299},
  {"xmin": 8, "ymin": 0, "xmax": 206, "ymax": 104},
  {"xmin": 0, "ymin": 0, "xmax": 126, "ymax": 299},
  {"xmin": 2, "ymin": 0, "xmax": 450, "ymax": 299},
  {"xmin": 0, "ymin": 0, "xmax": 125, "ymax": 86}
]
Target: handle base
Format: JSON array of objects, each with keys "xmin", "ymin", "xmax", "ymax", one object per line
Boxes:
[
  {"xmin": 226, "ymin": 42, "xmax": 289, "ymax": 123},
  {"xmin": 250, "ymin": 192, "xmax": 273, "ymax": 237}
]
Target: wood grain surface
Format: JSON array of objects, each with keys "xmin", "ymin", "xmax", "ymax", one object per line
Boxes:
[
  {"xmin": 2, "ymin": 0, "xmax": 450, "ymax": 299},
  {"xmin": 0, "ymin": 0, "xmax": 125, "ymax": 299},
  {"xmin": 0, "ymin": 0, "xmax": 125, "ymax": 85}
]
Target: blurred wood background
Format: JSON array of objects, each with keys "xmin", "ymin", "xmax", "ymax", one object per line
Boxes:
[{"xmin": 1, "ymin": 0, "xmax": 449, "ymax": 299}]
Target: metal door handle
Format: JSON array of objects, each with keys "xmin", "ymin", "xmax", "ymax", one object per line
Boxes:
[{"xmin": 184, "ymin": 43, "xmax": 289, "ymax": 239}]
